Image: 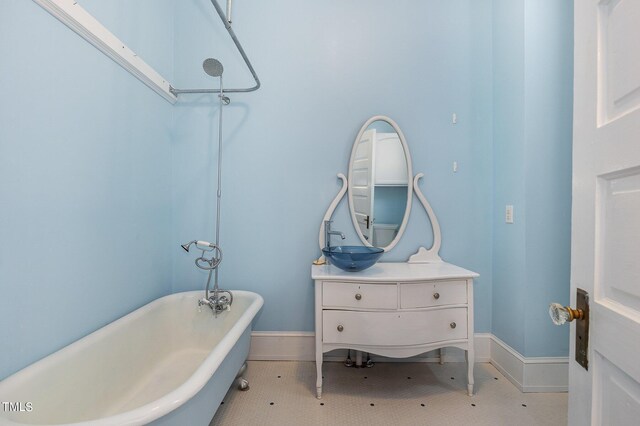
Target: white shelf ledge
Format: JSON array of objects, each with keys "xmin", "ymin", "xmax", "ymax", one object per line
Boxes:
[{"xmin": 34, "ymin": 0, "xmax": 177, "ymax": 104}]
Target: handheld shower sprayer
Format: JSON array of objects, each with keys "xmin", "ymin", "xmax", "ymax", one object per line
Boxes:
[
  {"xmin": 181, "ymin": 240, "xmax": 223, "ymax": 271},
  {"xmin": 181, "ymin": 240, "xmax": 217, "ymax": 253}
]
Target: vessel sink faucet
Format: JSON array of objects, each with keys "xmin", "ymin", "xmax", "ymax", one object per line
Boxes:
[{"xmin": 324, "ymin": 220, "xmax": 345, "ymax": 248}]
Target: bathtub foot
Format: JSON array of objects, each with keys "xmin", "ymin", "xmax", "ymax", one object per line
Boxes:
[
  {"xmin": 235, "ymin": 362, "xmax": 249, "ymax": 391},
  {"xmin": 237, "ymin": 378, "xmax": 250, "ymax": 391}
]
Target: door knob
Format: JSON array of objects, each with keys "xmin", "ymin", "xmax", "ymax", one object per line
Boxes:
[{"xmin": 548, "ymin": 303, "xmax": 584, "ymax": 325}]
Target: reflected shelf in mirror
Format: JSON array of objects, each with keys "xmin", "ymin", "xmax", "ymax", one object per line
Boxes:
[{"xmin": 348, "ymin": 116, "xmax": 413, "ymax": 252}]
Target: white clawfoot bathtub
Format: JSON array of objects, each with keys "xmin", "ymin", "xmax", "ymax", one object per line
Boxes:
[{"xmin": 0, "ymin": 290, "xmax": 263, "ymax": 426}]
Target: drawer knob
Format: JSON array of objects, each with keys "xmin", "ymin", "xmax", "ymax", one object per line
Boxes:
[
  {"xmin": 450, "ymin": 322, "xmax": 457, "ymax": 329},
  {"xmin": 337, "ymin": 325, "xmax": 344, "ymax": 332},
  {"xmin": 355, "ymin": 293, "xmax": 362, "ymax": 301},
  {"xmin": 433, "ymin": 292, "xmax": 440, "ymax": 300}
]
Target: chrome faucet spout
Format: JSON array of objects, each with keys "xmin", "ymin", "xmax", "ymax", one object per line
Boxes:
[{"xmin": 324, "ymin": 220, "xmax": 345, "ymax": 249}]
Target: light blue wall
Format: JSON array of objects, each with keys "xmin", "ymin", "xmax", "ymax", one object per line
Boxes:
[
  {"xmin": 492, "ymin": 0, "xmax": 527, "ymax": 355},
  {"xmin": 492, "ymin": 0, "xmax": 573, "ymax": 357},
  {"xmin": 0, "ymin": 0, "xmax": 573, "ymax": 381},
  {"xmin": 171, "ymin": 0, "xmax": 494, "ymax": 333},
  {"xmin": 522, "ymin": 0, "xmax": 573, "ymax": 357},
  {"xmin": 0, "ymin": 0, "xmax": 174, "ymax": 379}
]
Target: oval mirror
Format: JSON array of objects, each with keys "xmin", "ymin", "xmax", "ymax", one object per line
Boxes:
[{"xmin": 348, "ymin": 116, "xmax": 412, "ymax": 251}]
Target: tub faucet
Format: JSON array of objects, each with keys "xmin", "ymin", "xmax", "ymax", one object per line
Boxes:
[
  {"xmin": 199, "ymin": 289, "xmax": 233, "ymax": 315},
  {"xmin": 325, "ymin": 220, "xmax": 345, "ymax": 248}
]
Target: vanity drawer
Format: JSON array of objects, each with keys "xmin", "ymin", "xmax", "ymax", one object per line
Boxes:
[
  {"xmin": 400, "ymin": 280, "xmax": 467, "ymax": 309},
  {"xmin": 323, "ymin": 308, "xmax": 468, "ymax": 346},
  {"xmin": 322, "ymin": 282, "xmax": 397, "ymax": 310}
]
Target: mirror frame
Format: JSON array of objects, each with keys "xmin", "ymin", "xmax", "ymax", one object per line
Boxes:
[{"xmin": 347, "ymin": 115, "xmax": 413, "ymax": 252}]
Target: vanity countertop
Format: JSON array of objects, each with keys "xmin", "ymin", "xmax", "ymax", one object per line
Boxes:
[{"xmin": 312, "ymin": 261, "xmax": 478, "ymax": 282}]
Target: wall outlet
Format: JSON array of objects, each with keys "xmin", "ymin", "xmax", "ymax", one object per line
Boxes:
[{"xmin": 505, "ymin": 205, "xmax": 514, "ymax": 224}]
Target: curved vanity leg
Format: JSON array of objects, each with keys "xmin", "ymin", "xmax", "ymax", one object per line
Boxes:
[
  {"xmin": 439, "ymin": 348, "xmax": 445, "ymax": 365},
  {"xmin": 465, "ymin": 350, "xmax": 475, "ymax": 396},
  {"xmin": 316, "ymin": 357, "xmax": 323, "ymax": 399},
  {"xmin": 466, "ymin": 281, "xmax": 475, "ymax": 396},
  {"xmin": 315, "ymin": 282, "xmax": 323, "ymax": 399}
]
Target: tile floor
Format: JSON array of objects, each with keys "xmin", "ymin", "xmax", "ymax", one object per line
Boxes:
[{"xmin": 210, "ymin": 361, "xmax": 567, "ymax": 426}]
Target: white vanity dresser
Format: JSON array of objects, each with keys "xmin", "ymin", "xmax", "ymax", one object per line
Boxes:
[
  {"xmin": 313, "ymin": 115, "xmax": 479, "ymax": 399},
  {"xmin": 311, "ymin": 116, "xmax": 478, "ymax": 398},
  {"xmin": 312, "ymin": 262, "xmax": 478, "ymax": 398}
]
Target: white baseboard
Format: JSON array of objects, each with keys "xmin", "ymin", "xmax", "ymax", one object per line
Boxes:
[
  {"xmin": 248, "ymin": 332, "xmax": 316, "ymax": 361},
  {"xmin": 248, "ymin": 331, "xmax": 567, "ymax": 392},
  {"xmin": 489, "ymin": 335, "xmax": 569, "ymax": 393}
]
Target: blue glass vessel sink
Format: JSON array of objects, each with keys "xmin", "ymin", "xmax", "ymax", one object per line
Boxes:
[{"xmin": 322, "ymin": 245, "xmax": 384, "ymax": 272}]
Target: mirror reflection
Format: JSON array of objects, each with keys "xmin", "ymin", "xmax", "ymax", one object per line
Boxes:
[{"xmin": 349, "ymin": 118, "xmax": 411, "ymax": 250}]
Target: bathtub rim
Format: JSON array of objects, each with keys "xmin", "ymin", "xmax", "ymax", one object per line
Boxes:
[{"xmin": 0, "ymin": 290, "xmax": 264, "ymax": 426}]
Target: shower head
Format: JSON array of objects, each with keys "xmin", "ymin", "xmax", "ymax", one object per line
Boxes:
[
  {"xmin": 203, "ymin": 58, "xmax": 230, "ymax": 103},
  {"xmin": 181, "ymin": 241, "xmax": 197, "ymax": 252},
  {"xmin": 203, "ymin": 58, "xmax": 224, "ymax": 77}
]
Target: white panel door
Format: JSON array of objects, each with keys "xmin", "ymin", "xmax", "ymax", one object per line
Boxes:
[
  {"xmin": 571, "ymin": 0, "xmax": 640, "ymax": 424},
  {"xmin": 374, "ymin": 133, "xmax": 408, "ymax": 185},
  {"xmin": 351, "ymin": 129, "xmax": 376, "ymax": 241}
]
